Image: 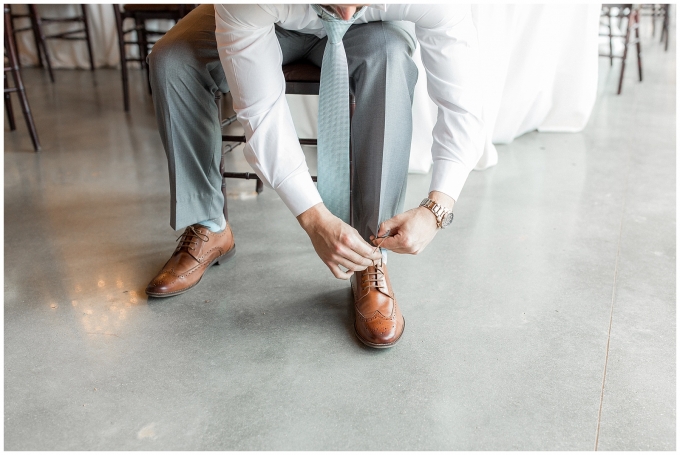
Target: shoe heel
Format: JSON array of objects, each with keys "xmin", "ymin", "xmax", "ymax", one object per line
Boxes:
[{"xmin": 214, "ymin": 245, "xmax": 236, "ymax": 265}]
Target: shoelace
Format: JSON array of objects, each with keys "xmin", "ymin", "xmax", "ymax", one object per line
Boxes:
[
  {"xmin": 175, "ymin": 225, "xmax": 209, "ymax": 253},
  {"xmin": 363, "ymin": 230, "xmax": 392, "ymax": 290}
]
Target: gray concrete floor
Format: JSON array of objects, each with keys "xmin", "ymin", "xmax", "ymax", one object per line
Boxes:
[{"xmin": 4, "ymin": 27, "xmax": 675, "ymax": 450}]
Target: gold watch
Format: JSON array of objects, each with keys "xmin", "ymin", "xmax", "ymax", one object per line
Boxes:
[{"xmin": 419, "ymin": 198, "xmax": 454, "ymax": 229}]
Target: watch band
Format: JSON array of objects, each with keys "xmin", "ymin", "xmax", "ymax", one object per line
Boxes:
[{"xmin": 419, "ymin": 198, "xmax": 454, "ymax": 229}]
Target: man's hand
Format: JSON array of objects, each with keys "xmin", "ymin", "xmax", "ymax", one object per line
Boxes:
[
  {"xmin": 298, "ymin": 203, "xmax": 382, "ymax": 280},
  {"xmin": 371, "ymin": 191, "xmax": 454, "ymax": 255}
]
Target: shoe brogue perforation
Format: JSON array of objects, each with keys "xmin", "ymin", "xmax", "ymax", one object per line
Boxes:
[
  {"xmin": 145, "ymin": 223, "xmax": 236, "ymax": 298},
  {"xmin": 351, "ymin": 261, "xmax": 404, "ymax": 348}
]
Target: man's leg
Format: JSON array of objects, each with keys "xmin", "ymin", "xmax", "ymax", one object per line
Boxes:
[
  {"xmin": 150, "ymin": 7, "xmax": 326, "ymax": 230},
  {"xmin": 146, "ymin": 7, "xmax": 323, "ymax": 298},
  {"xmin": 303, "ymin": 21, "xmax": 418, "ymax": 242},
  {"xmin": 348, "ymin": 22, "xmax": 418, "ymax": 241},
  {"xmin": 146, "ymin": 5, "xmax": 234, "ymax": 298},
  {"xmin": 304, "ymin": 21, "xmax": 418, "ymax": 348},
  {"xmin": 148, "ymin": 4, "xmax": 228, "ymax": 231}
]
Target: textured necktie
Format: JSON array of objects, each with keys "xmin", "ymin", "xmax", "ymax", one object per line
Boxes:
[{"xmin": 312, "ymin": 5, "xmax": 366, "ymax": 224}]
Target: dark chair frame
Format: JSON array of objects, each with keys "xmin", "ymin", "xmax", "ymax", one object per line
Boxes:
[
  {"xmin": 113, "ymin": 4, "xmax": 192, "ymax": 111},
  {"xmin": 4, "ymin": 5, "xmax": 41, "ymax": 152},
  {"xmin": 659, "ymin": 4, "xmax": 670, "ymax": 52},
  {"xmin": 217, "ymin": 61, "xmax": 355, "ymax": 223},
  {"xmin": 639, "ymin": 4, "xmax": 671, "ymax": 51},
  {"xmin": 599, "ymin": 4, "xmax": 642, "ymax": 95},
  {"xmin": 9, "ymin": 4, "xmax": 95, "ymax": 83}
]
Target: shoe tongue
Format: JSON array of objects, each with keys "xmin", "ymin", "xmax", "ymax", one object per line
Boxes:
[
  {"xmin": 176, "ymin": 226, "xmax": 208, "ymax": 260},
  {"xmin": 188, "ymin": 225, "xmax": 209, "ymax": 236},
  {"xmin": 364, "ymin": 264, "xmax": 389, "ymax": 295}
]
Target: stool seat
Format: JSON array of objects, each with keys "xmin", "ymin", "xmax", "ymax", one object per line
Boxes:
[
  {"xmin": 122, "ymin": 4, "xmax": 188, "ymax": 13},
  {"xmin": 220, "ymin": 58, "xmax": 355, "ymax": 222},
  {"xmin": 282, "ymin": 61, "xmax": 320, "ymax": 96},
  {"xmin": 282, "ymin": 62, "xmax": 320, "ymax": 82}
]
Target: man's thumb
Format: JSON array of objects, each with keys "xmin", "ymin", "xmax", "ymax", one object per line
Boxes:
[{"xmin": 376, "ymin": 220, "xmax": 395, "ymax": 238}]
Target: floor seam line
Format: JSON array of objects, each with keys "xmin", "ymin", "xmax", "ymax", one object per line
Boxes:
[{"xmin": 593, "ymin": 150, "xmax": 633, "ymax": 451}]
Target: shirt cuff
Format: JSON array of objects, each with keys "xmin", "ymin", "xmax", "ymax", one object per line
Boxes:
[
  {"xmin": 428, "ymin": 159, "xmax": 472, "ymax": 203},
  {"xmin": 275, "ymin": 171, "xmax": 323, "ymax": 217}
]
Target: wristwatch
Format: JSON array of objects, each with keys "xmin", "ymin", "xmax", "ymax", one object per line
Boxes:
[{"xmin": 419, "ymin": 198, "xmax": 454, "ymax": 229}]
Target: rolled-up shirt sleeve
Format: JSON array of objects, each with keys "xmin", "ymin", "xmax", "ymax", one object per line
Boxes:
[
  {"xmin": 214, "ymin": 4, "xmax": 322, "ymax": 217},
  {"xmin": 382, "ymin": 5, "xmax": 486, "ymax": 202}
]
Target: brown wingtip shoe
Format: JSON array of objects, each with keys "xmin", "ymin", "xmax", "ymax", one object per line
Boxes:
[
  {"xmin": 145, "ymin": 223, "xmax": 236, "ymax": 298},
  {"xmin": 350, "ymin": 261, "xmax": 404, "ymax": 348}
]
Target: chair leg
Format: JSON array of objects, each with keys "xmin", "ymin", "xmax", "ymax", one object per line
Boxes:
[
  {"xmin": 662, "ymin": 5, "xmax": 670, "ymax": 51},
  {"xmin": 17, "ymin": 4, "xmax": 43, "ymax": 70},
  {"xmin": 5, "ymin": 7, "xmax": 41, "ymax": 151},
  {"xmin": 140, "ymin": 20, "xmax": 153, "ymax": 94},
  {"xmin": 607, "ymin": 13, "xmax": 614, "ymax": 66},
  {"xmin": 4, "ymin": 75, "xmax": 16, "ymax": 131},
  {"xmin": 661, "ymin": 5, "xmax": 667, "ymax": 43},
  {"xmin": 113, "ymin": 5, "xmax": 130, "ymax": 111},
  {"xmin": 664, "ymin": 5, "xmax": 671, "ymax": 51},
  {"xmin": 634, "ymin": 10, "xmax": 642, "ymax": 82},
  {"xmin": 29, "ymin": 5, "xmax": 54, "ymax": 83},
  {"xmin": 135, "ymin": 16, "xmax": 148, "ymax": 71},
  {"xmin": 617, "ymin": 11, "xmax": 631, "ymax": 95},
  {"xmin": 80, "ymin": 5, "xmax": 95, "ymax": 71}
]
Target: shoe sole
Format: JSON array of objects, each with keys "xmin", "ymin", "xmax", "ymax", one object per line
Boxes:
[
  {"xmin": 353, "ymin": 318, "xmax": 405, "ymax": 349},
  {"xmin": 146, "ymin": 245, "xmax": 236, "ymax": 298}
]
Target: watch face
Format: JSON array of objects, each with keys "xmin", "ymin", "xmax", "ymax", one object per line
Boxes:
[{"xmin": 442, "ymin": 212, "xmax": 454, "ymax": 228}]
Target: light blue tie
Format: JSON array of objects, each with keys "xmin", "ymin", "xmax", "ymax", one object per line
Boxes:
[{"xmin": 312, "ymin": 5, "xmax": 366, "ymax": 224}]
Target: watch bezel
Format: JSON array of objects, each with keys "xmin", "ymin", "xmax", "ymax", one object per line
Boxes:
[{"xmin": 441, "ymin": 211, "xmax": 454, "ymax": 228}]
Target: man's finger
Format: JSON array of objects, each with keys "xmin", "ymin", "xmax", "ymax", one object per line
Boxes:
[
  {"xmin": 376, "ymin": 220, "xmax": 396, "ymax": 238},
  {"xmin": 333, "ymin": 251, "xmax": 369, "ymax": 271},
  {"xmin": 329, "ymin": 263, "xmax": 353, "ymax": 280},
  {"xmin": 374, "ymin": 233, "xmax": 412, "ymax": 253},
  {"xmin": 336, "ymin": 247, "xmax": 373, "ymax": 269},
  {"xmin": 375, "ymin": 235, "xmax": 398, "ymax": 251},
  {"xmin": 348, "ymin": 232, "xmax": 382, "ymax": 260}
]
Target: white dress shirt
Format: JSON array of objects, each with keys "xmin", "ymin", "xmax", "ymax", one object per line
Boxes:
[{"xmin": 214, "ymin": 4, "xmax": 485, "ymax": 217}]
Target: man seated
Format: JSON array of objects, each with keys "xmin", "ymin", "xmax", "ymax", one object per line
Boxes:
[{"xmin": 145, "ymin": 4, "xmax": 484, "ymax": 349}]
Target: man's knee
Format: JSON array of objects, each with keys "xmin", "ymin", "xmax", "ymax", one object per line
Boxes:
[
  {"xmin": 348, "ymin": 22, "xmax": 418, "ymax": 85},
  {"xmin": 148, "ymin": 35, "xmax": 197, "ymax": 85}
]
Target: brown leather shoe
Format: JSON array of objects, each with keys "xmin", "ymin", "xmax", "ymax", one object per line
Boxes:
[
  {"xmin": 145, "ymin": 224, "xmax": 235, "ymax": 298},
  {"xmin": 350, "ymin": 261, "xmax": 404, "ymax": 348}
]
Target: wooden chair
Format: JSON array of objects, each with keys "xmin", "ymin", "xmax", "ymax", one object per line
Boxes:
[
  {"xmin": 599, "ymin": 4, "xmax": 642, "ymax": 95},
  {"xmin": 4, "ymin": 5, "xmax": 41, "ymax": 152},
  {"xmin": 113, "ymin": 4, "xmax": 193, "ymax": 111},
  {"xmin": 218, "ymin": 61, "xmax": 355, "ymax": 222},
  {"xmin": 8, "ymin": 4, "xmax": 95, "ymax": 83}
]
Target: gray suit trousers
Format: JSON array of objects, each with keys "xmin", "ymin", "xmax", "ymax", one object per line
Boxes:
[{"xmin": 149, "ymin": 4, "xmax": 418, "ymax": 241}]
